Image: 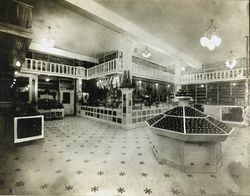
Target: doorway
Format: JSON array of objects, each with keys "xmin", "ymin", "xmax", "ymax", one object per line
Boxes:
[{"xmin": 60, "ymin": 90, "xmax": 74, "ymax": 115}]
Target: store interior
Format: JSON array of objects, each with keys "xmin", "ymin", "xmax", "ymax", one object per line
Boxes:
[{"xmin": 0, "ymin": 0, "xmax": 249, "ymax": 195}]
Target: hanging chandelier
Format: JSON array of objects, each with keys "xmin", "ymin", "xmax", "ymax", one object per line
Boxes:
[
  {"xmin": 142, "ymin": 45, "xmax": 151, "ymax": 58},
  {"xmin": 225, "ymin": 51, "xmax": 237, "ymax": 69},
  {"xmin": 200, "ymin": 19, "xmax": 221, "ymax": 51},
  {"xmin": 42, "ymin": 26, "xmax": 55, "ymax": 49}
]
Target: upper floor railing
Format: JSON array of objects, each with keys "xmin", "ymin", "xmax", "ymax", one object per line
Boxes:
[
  {"xmin": 87, "ymin": 58, "xmax": 123, "ymax": 79},
  {"xmin": 23, "ymin": 58, "xmax": 87, "ymax": 78},
  {"xmin": 22, "ymin": 57, "xmax": 175, "ymax": 82},
  {"xmin": 132, "ymin": 62, "xmax": 175, "ymax": 83},
  {"xmin": 181, "ymin": 68, "xmax": 247, "ymax": 84}
]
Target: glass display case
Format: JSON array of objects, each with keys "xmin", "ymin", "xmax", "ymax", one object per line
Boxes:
[
  {"xmin": 221, "ymin": 106, "xmax": 244, "ymax": 124},
  {"xmin": 5, "ymin": 103, "xmax": 44, "ymax": 144},
  {"xmin": 14, "ymin": 115, "xmax": 44, "ymax": 143}
]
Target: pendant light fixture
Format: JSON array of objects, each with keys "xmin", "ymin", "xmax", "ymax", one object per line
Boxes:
[
  {"xmin": 200, "ymin": 19, "xmax": 221, "ymax": 51},
  {"xmin": 225, "ymin": 51, "xmax": 237, "ymax": 69},
  {"xmin": 142, "ymin": 45, "xmax": 151, "ymax": 58},
  {"xmin": 42, "ymin": 26, "xmax": 55, "ymax": 49}
]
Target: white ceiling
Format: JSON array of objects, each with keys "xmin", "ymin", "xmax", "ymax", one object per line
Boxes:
[
  {"xmin": 31, "ymin": 0, "xmax": 122, "ymax": 58},
  {"xmin": 30, "ymin": 0, "xmax": 249, "ymax": 67},
  {"xmin": 95, "ymin": 0, "xmax": 249, "ymax": 65}
]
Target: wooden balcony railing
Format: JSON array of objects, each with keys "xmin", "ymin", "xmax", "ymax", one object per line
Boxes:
[
  {"xmin": 181, "ymin": 68, "xmax": 246, "ymax": 84},
  {"xmin": 22, "ymin": 58, "xmax": 87, "ymax": 78},
  {"xmin": 132, "ymin": 62, "xmax": 175, "ymax": 83},
  {"xmin": 87, "ymin": 58, "xmax": 123, "ymax": 79}
]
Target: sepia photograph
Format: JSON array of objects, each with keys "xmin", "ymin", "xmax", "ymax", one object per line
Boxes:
[{"xmin": 0, "ymin": 0, "xmax": 249, "ymax": 195}]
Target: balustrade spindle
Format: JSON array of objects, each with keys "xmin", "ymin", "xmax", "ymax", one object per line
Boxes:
[
  {"xmin": 29, "ymin": 59, "xmax": 32, "ymax": 69},
  {"xmin": 26, "ymin": 59, "xmax": 30, "ymax": 69},
  {"xmin": 34, "ymin": 60, "xmax": 37, "ymax": 70},
  {"xmin": 243, "ymin": 68, "xmax": 246, "ymax": 76},
  {"xmin": 114, "ymin": 59, "xmax": 117, "ymax": 70}
]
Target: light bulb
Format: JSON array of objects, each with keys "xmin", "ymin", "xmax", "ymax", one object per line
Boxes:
[
  {"xmin": 225, "ymin": 59, "xmax": 237, "ymax": 69},
  {"xmin": 206, "ymin": 39, "xmax": 215, "ymax": 51},
  {"xmin": 207, "ymin": 43, "xmax": 215, "ymax": 51},
  {"xmin": 142, "ymin": 51, "xmax": 151, "ymax": 58},
  {"xmin": 15, "ymin": 60, "xmax": 21, "ymax": 67},
  {"xmin": 200, "ymin": 36, "xmax": 209, "ymax": 47},
  {"xmin": 231, "ymin": 59, "xmax": 237, "ymax": 68},
  {"xmin": 211, "ymin": 35, "xmax": 221, "ymax": 47}
]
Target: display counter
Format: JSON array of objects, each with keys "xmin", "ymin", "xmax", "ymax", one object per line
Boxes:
[
  {"xmin": 132, "ymin": 105, "xmax": 172, "ymax": 125},
  {"xmin": 37, "ymin": 108, "xmax": 64, "ymax": 120},
  {"xmin": 146, "ymin": 106, "xmax": 234, "ymax": 173},
  {"xmin": 78, "ymin": 104, "xmax": 171, "ymax": 128},
  {"xmin": 78, "ymin": 105, "xmax": 122, "ymax": 125}
]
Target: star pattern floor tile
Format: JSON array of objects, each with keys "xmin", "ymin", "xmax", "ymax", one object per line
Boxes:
[{"xmin": 0, "ymin": 116, "xmax": 250, "ymax": 195}]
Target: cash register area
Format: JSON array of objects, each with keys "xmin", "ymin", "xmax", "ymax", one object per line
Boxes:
[{"xmin": 0, "ymin": 117, "xmax": 249, "ymax": 196}]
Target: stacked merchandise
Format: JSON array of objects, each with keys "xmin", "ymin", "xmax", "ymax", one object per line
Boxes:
[
  {"xmin": 175, "ymin": 89, "xmax": 192, "ymax": 97},
  {"xmin": 146, "ymin": 106, "xmax": 233, "ymax": 135},
  {"xmin": 15, "ymin": 103, "xmax": 39, "ymax": 117},
  {"xmin": 37, "ymin": 99, "xmax": 64, "ymax": 121}
]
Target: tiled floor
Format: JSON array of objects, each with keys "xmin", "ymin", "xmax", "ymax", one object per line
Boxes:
[{"xmin": 0, "ymin": 116, "xmax": 250, "ymax": 195}]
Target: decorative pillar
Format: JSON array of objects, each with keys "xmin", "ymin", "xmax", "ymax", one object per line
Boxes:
[
  {"xmin": 174, "ymin": 58, "xmax": 183, "ymax": 93},
  {"xmin": 28, "ymin": 75, "xmax": 38, "ymax": 103},
  {"xmin": 76, "ymin": 78, "xmax": 82, "ymax": 93},
  {"xmin": 75, "ymin": 78, "xmax": 82, "ymax": 114},
  {"xmin": 119, "ymin": 33, "xmax": 134, "ymax": 83},
  {"xmin": 119, "ymin": 33, "xmax": 135, "ymax": 129}
]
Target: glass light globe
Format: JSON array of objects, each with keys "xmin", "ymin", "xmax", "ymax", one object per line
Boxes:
[
  {"xmin": 207, "ymin": 40, "xmax": 215, "ymax": 51},
  {"xmin": 142, "ymin": 51, "xmax": 151, "ymax": 58},
  {"xmin": 211, "ymin": 35, "xmax": 221, "ymax": 47},
  {"xmin": 200, "ymin": 36, "xmax": 209, "ymax": 47},
  {"xmin": 225, "ymin": 59, "xmax": 237, "ymax": 69},
  {"xmin": 231, "ymin": 59, "xmax": 237, "ymax": 68},
  {"xmin": 15, "ymin": 60, "xmax": 21, "ymax": 67}
]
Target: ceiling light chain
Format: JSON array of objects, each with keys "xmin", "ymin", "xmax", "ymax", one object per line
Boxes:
[
  {"xmin": 200, "ymin": 19, "xmax": 221, "ymax": 51},
  {"xmin": 42, "ymin": 26, "xmax": 55, "ymax": 49}
]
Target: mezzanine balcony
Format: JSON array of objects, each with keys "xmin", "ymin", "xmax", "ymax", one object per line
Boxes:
[
  {"xmin": 181, "ymin": 68, "xmax": 246, "ymax": 84},
  {"xmin": 22, "ymin": 57, "xmax": 175, "ymax": 83},
  {"xmin": 22, "ymin": 58, "xmax": 87, "ymax": 79}
]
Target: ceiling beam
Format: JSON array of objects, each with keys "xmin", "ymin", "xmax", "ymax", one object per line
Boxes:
[{"xmin": 63, "ymin": 0, "xmax": 202, "ymax": 69}]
